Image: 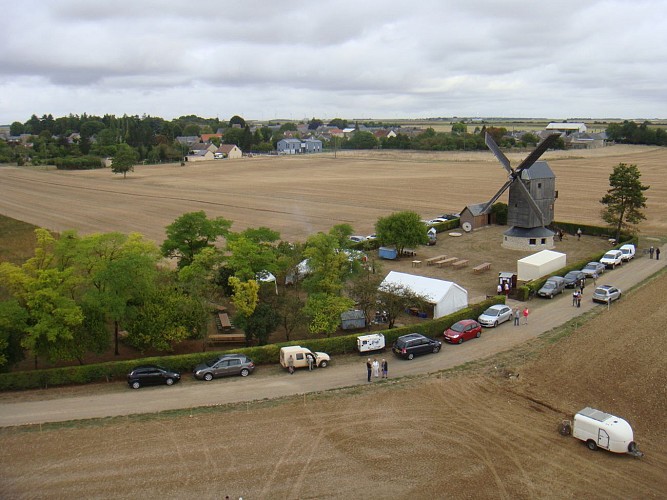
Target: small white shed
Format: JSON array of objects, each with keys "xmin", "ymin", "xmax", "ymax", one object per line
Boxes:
[
  {"xmin": 517, "ymin": 250, "xmax": 566, "ymax": 281},
  {"xmin": 379, "ymin": 271, "xmax": 468, "ymax": 319}
]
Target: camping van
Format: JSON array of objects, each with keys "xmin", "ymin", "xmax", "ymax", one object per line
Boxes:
[
  {"xmin": 571, "ymin": 407, "xmax": 641, "ymax": 455},
  {"xmin": 279, "ymin": 346, "xmax": 330, "ymax": 370},
  {"xmin": 357, "ymin": 334, "xmax": 385, "ymax": 354}
]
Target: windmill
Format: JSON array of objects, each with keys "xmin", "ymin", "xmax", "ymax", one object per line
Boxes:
[{"xmin": 482, "ymin": 132, "xmax": 560, "ymax": 250}]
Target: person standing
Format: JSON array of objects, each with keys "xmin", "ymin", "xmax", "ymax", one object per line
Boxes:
[
  {"xmin": 577, "ymin": 228, "xmax": 582, "ymax": 240},
  {"xmin": 649, "ymin": 246, "xmax": 654, "ymax": 259},
  {"xmin": 288, "ymin": 355, "xmax": 294, "ymax": 375},
  {"xmin": 576, "ymin": 291, "xmax": 582, "ymax": 308},
  {"xmin": 366, "ymin": 358, "xmax": 372, "ymax": 382},
  {"xmin": 513, "ymin": 307, "xmax": 520, "ymax": 326},
  {"xmin": 307, "ymin": 353, "xmax": 314, "ymax": 371},
  {"xmin": 504, "ymin": 282, "xmax": 510, "ymax": 298},
  {"xmin": 522, "ymin": 307, "xmax": 529, "ymax": 325},
  {"xmin": 497, "ymin": 283, "xmax": 503, "ymax": 295},
  {"xmin": 572, "ymin": 290, "xmax": 578, "ymax": 307},
  {"xmin": 657, "ymin": 248, "xmax": 661, "ymax": 260},
  {"xmin": 372, "ymin": 358, "xmax": 380, "ymax": 379},
  {"xmin": 381, "ymin": 359, "xmax": 388, "ymax": 379}
]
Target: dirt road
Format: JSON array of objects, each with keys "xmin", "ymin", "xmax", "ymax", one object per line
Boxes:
[{"xmin": 1, "ymin": 250, "xmax": 663, "ymax": 427}]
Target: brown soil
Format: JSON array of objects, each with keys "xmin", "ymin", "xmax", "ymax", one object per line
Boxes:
[
  {"xmin": 1, "ymin": 272, "xmax": 665, "ymax": 498},
  {"xmin": 0, "ymin": 146, "xmax": 665, "ymax": 497}
]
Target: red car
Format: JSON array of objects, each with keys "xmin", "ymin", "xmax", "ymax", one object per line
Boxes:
[{"xmin": 444, "ymin": 319, "xmax": 482, "ymax": 344}]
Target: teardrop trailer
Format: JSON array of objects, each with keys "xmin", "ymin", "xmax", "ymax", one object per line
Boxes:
[{"xmin": 559, "ymin": 407, "xmax": 643, "ymax": 457}]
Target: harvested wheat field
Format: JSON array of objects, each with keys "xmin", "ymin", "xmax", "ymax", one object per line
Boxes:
[
  {"xmin": 0, "ymin": 145, "xmax": 666, "ymax": 246},
  {"xmin": 1, "ymin": 271, "xmax": 666, "ymax": 498}
]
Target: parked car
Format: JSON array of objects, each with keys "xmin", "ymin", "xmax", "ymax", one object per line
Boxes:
[
  {"xmin": 592, "ymin": 285, "xmax": 622, "ymax": 304},
  {"xmin": 619, "ymin": 244, "xmax": 636, "ymax": 261},
  {"xmin": 478, "ymin": 304, "xmax": 513, "ymax": 327},
  {"xmin": 392, "ymin": 333, "xmax": 441, "ymax": 360},
  {"xmin": 563, "ymin": 270, "xmax": 586, "ymax": 288},
  {"xmin": 537, "ymin": 276, "xmax": 566, "ymax": 299},
  {"xmin": 444, "ymin": 319, "xmax": 482, "ymax": 344},
  {"xmin": 366, "ymin": 233, "xmax": 377, "ymax": 241},
  {"xmin": 600, "ymin": 250, "xmax": 623, "ymax": 269},
  {"xmin": 127, "ymin": 365, "xmax": 181, "ymax": 389},
  {"xmin": 193, "ymin": 354, "xmax": 255, "ymax": 381},
  {"xmin": 349, "ymin": 235, "xmax": 367, "ymax": 243},
  {"xmin": 582, "ymin": 261, "xmax": 605, "ymax": 278},
  {"xmin": 428, "ymin": 218, "xmax": 449, "ymax": 225}
]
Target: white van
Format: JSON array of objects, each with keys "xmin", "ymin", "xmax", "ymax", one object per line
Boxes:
[
  {"xmin": 571, "ymin": 407, "xmax": 641, "ymax": 456},
  {"xmin": 619, "ymin": 244, "xmax": 636, "ymax": 261},
  {"xmin": 357, "ymin": 333, "xmax": 385, "ymax": 354},
  {"xmin": 279, "ymin": 346, "xmax": 330, "ymax": 370}
]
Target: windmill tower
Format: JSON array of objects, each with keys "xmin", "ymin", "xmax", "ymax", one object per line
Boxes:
[{"xmin": 482, "ymin": 132, "xmax": 560, "ymax": 250}]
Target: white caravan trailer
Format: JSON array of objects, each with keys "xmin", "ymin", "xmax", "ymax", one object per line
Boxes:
[
  {"xmin": 356, "ymin": 333, "xmax": 385, "ymax": 354},
  {"xmin": 571, "ymin": 407, "xmax": 642, "ymax": 456}
]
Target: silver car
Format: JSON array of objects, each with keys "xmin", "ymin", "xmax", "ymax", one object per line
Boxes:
[
  {"xmin": 592, "ymin": 285, "xmax": 622, "ymax": 304},
  {"xmin": 582, "ymin": 261, "xmax": 605, "ymax": 278},
  {"xmin": 478, "ymin": 304, "xmax": 513, "ymax": 327},
  {"xmin": 193, "ymin": 354, "xmax": 255, "ymax": 381}
]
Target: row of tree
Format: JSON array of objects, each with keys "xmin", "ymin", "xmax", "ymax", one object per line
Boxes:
[
  {"xmin": 605, "ymin": 120, "xmax": 667, "ymax": 146},
  {"xmin": 0, "ymin": 210, "xmax": 433, "ymax": 370}
]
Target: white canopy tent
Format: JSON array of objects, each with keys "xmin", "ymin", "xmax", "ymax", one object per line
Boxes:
[
  {"xmin": 379, "ymin": 271, "xmax": 468, "ymax": 319},
  {"xmin": 517, "ymin": 250, "xmax": 566, "ymax": 281}
]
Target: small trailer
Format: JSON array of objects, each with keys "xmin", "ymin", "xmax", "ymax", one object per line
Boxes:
[
  {"xmin": 560, "ymin": 407, "xmax": 643, "ymax": 457},
  {"xmin": 356, "ymin": 333, "xmax": 385, "ymax": 354}
]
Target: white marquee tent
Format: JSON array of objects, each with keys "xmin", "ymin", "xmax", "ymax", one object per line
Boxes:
[
  {"xmin": 517, "ymin": 250, "xmax": 566, "ymax": 281},
  {"xmin": 379, "ymin": 271, "xmax": 468, "ymax": 319}
]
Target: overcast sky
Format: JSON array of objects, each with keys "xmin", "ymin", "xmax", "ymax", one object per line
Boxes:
[{"xmin": 1, "ymin": 0, "xmax": 666, "ymax": 124}]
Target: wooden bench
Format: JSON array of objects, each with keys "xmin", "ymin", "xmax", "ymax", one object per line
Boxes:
[
  {"xmin": 437, "ymin": 257, "xmax": 458, "ymax": 267},
  {"xmin": 207, "ymin": 333, "xmax": 246, "ymax": 344},
  {"xmin": 426, "ymin": 255, "xmax": 447, "ymax": 266},
  {"xmin": 473, "ymin": 262, "xmax": 491, "ymax": 273},
  {"xmin": 452, "ymin": 259, "xmax": 469, "ymax": 268},
  {"xmin": 411, "ymin": 260, "xmax": 422, "ymax": 268}
]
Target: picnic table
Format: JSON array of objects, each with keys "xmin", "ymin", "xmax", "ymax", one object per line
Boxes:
[
  {"xmin": 452, "ymin": 259, "xmax": 469, "ymax": 268},
  {"xmin": 207, "ymin": 333, "xmax": 246, "ymax": 344},
  {"xmin": 473, "ymin": 262, "xmax": 492, "ymax": 273},
  {"xmin": 412, "ymin": 260, "xmax": 422, "ymax": 268},
  {"xmin": 426, "ymin": 255, "xmax": 447, "ymax": 266},
  {"xmin": 437, "ymin": 257, "xmax": 458, "ymax": 267},
  {"xmin": 218, "ymin": 312, "xmax": 233, "ymax": 330}
]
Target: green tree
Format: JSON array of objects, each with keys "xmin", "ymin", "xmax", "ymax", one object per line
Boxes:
[
  {"xmin": 520, "ymin": 132, "xmax": 539, "ymax": 146},
  {"xmin": 600, "ymin": 163, "xmax": 649, "ymax": 242},
  {"xmin": 328, "ymin": 118, "xmax": 348, "ymax": 129},
  {"xmin": 228, "ymin": 277, "xmax": 259, "ymax": 318},
  {"xmin": 229, "ymin": 115, "xmax": 246, "ymax": 128},
  {"xmin": 303, "ymin": 232, "xmax": 350, "ymax": 295},
  {"xmin": 347, "ymin": 270, "xmax": 384, "ymax": 331},
  {"xmin": 0, "ymin": 299, "xmax": 29, "ymax": 369},
  {"xmin": 270, "ymin": 292, "xmax": 306, "ymax": 341},
  {"xmin": 308, "ymin": 118, "xmax": 323, "ymax": 130},
  {"xmin": 451, "ymin": 122, "xmax": 467, "ymax": 134},
  {"xmin": 235, "ymin": 302, "xmax": 280, "ymax": 345},
  {"xmin": 161, "ymin": 211, "xmax": 232, "ymax": 268},
  {"xmin": 347, "ymin": 131, "xmax": 378, "ymax": 149},
  {"xmin": 375, "ymin": 211, "xmax": 428, "ymax": 256},
  {"xmin": 377, "ymin": 282, "xmax": 427, "ymax": 329},
  {"xmin": 304, "ymin": 293, "xmax": 354, "ymax": 337},
  {"xmin": 111, "ymin": 143, "xmax": 138, "ymax": 178}
]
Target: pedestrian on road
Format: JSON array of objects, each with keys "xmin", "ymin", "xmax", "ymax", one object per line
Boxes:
[
  {"xmin": 307, "ymin": 354, "xmax": 314, "ymax": 371},
  {"xmin": 577, "ymin": 228, "xmax": 582, "ymax": 240},
  {"xmin": 288, "ymin": 355, "xmax": 295, "ymax": 375},
  {"xmin": 572, "ymin": 290, "xmax": 578, "ymax": 307},
  {"xmin": 579, "ymin": 279, "xmax": 585, "ymax": 295},
  {"xmin": 650, "ymin": 246, "xmax": 654, "ymax": 259},
  {"xmin": 513, "ymin": 307, "xmax": 520, "ymax": 326},
  {"xmin": 366, "ymin": 358, "xmax": 372, "ymax": 382},
  {"xmin": 372, "ymin": 358, "xmax": 380, "ymax": 378},
  {"xmin": 657, "ymin": 248, "xmax": 661, "ymax": 260},
  {"xmin": 381, "ymin": 359, "xmax": 388, "ymax": 379},
  {"xmin": 576, "ymin": 292, "xmax": 582, "ymax": 308},
  {"xmin": 522, "ymin": 307, "xmax": 529, "ymax": 325}
]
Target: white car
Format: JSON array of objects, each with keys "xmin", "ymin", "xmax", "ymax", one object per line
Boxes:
[
  {"xmin": 600, "ymin": 250, "xmax": 623, "ymax": 269},
  {"xmin": 428, "ymin": 218, "xmax": 449, "ymax": 225},
  {"xmin": 619, "ymin": 244, "xmax": 636, "ymax": 261},
  {"xmin": 478, "ymin": 304, "xmax": 513, "ymax": 328},
  {"xmin": 348, "ymin": 235, "xmax": 367, "ymax": 243}
]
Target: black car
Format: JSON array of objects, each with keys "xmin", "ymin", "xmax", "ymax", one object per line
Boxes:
[
  {"xmin": 563, "ymin": 270, "xmax": 586, "ymax": 288},
  {"xmin": 193, "ymin": 354, "xmax": 255, "ymax": 381},
  {"xmin": 127, "ymin": 365, "xmax": 181, "ymax": 389},
  {"xmin": 392, "ymin": 333, "xmax": 442, "ymax": 360}
]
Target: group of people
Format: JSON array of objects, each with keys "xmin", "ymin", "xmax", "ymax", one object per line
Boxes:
[
  {"xmin": 366, "ymin": 357, "xmax": 388, "ymax": 382},
  {"xmin": 497, "ymin": 280, "xmax": 511, "ymax": 297},
  {"xmin": 649, "ymin": 246, "xmax": 661, "ymax": 260},
  {"xmin": 572, "ymin": 280, "xmax": 586, "ymax": 307},
  {"xmin": 513, "ymin": 306, "xmax": 530, "ymax": 325}
]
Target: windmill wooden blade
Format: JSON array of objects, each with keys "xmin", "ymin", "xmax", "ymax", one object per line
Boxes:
[
  {"xmin": 485, "ymin": 133, "xmax": 512, "ymax": 174},
  {"xmin": 515, "ymin": 133, "xmax": 560, "ymax": 172},
  {"xmin": 515, "ymin": 176, "xmax": 544, "ymax": 226},
  {"xmin": 482, "ymin": 178, "xmax": 513, "ymax": 213}
]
